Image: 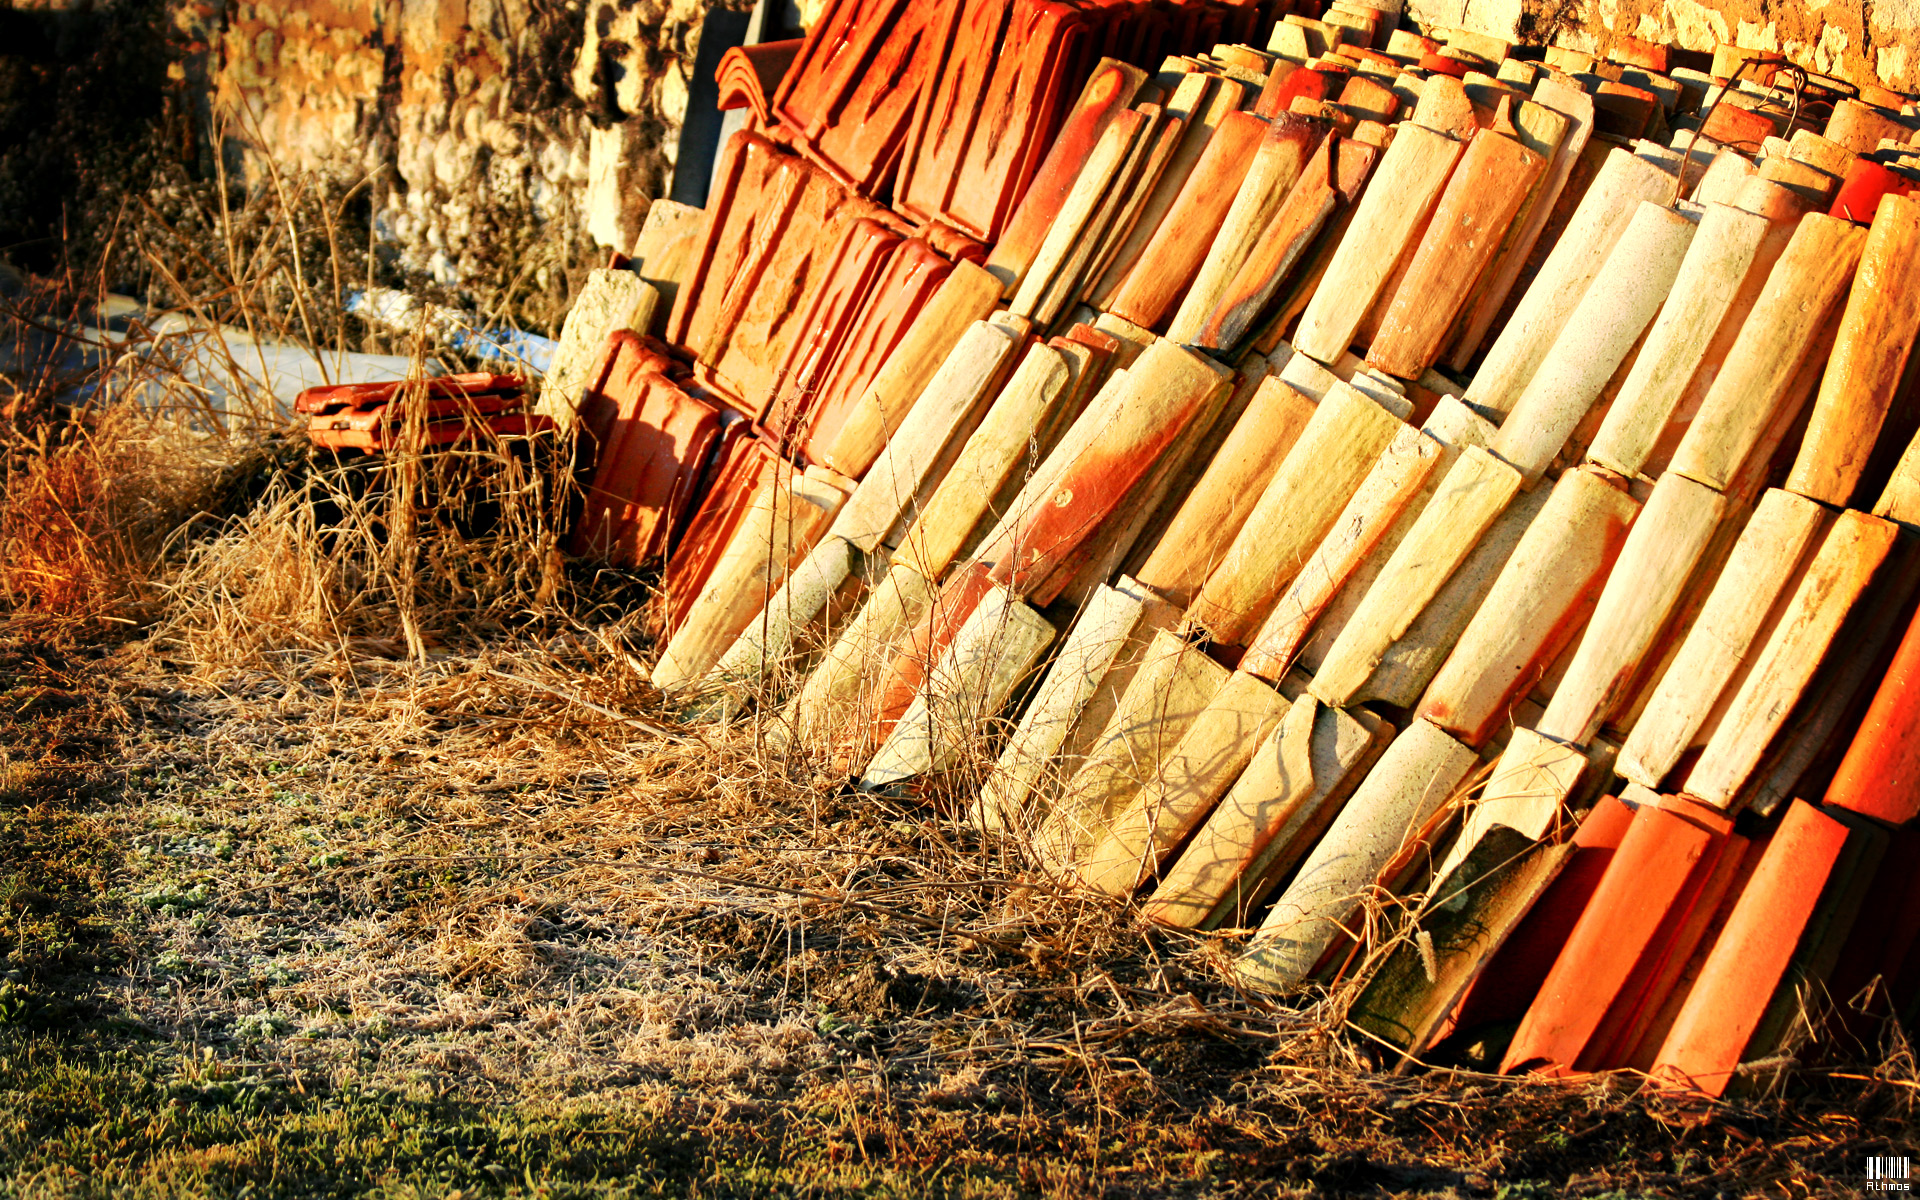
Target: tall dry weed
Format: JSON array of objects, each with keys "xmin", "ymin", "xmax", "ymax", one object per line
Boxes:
[{"xmin": 0, "ymin": 135, "xmax": 345, "ymax": 629}]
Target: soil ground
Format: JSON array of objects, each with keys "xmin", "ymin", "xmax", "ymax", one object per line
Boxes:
[{"xmin": 2, "ymin": 615, "xmax": 1913, "ymax": 1199}]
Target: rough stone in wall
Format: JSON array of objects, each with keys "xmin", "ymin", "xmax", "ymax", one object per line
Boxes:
[
  {"xmin": 572, "ymin": 0, "xmax": 752, "ymax": 251},
  {"xmin": 1418, "ymin": 0, "xmax": 1920, "ymax": 93},
  {"xmin": 195, "ymin": 0, "xmax": 740, "ymax": 327}
]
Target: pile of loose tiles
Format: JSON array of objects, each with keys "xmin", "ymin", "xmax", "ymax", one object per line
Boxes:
[
  {"xmin": 542, "ymin": 0, "xmax": 1920, "ymax": 1097},
  {"xmin": 301, "ymin": 373, "xmax": 541, "ymax": 453}
]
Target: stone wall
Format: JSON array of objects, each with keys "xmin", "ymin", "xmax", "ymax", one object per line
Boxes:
[
  {"xmin": 180, "ymin": 0, "xmax": 736, "ymax": 325},
  {"xmin": 194, "ymin": 0, "xmax": 1912, "ymax": 316},
  {"xmin": 1412, "ymin": 0, "xmax": 1919, "ymax": 94},
  {"xmin": 7, "ymin": 0, "xmax": 1908, "ymax": 326}
]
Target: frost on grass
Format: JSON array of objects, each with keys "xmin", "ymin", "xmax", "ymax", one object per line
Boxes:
[{"xmin": 0, "ymin": 624, "xmax": 1882, "ymax": 1197}]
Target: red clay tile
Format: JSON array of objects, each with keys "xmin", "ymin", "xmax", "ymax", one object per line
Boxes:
[
  {"xmin": 568, "ymin": 332, "xmax": 725, "ymax": 567},
  {"xmin": 1438, "ymin": 794, "xmax": 1637, "ymax": 1047},
  {"xmin": 1829, "ymin": 158, "xmax": 1916, "ymax": 225},
  {"xmin": 294, "ymin": 373, "xmax": 522, "ymax": 416},
  {"xmin": 799, "ymin": 238, "xmax": 955, "ymax": 467},
  {"xmin": 1502, "ymin": 798, "xmax": 1735, "ymax": 1076},
  {"xmin": 1699, "ymin": 101, "xmax": 1779, "ymax": 152},
  {"xmin": 1824, "ymin": 601, "xmax": 1920, "ymax": 827},
  {"xmin": 657, "ymin": 425, "xmax": 784, "ymax": 637},
  {"xmin": 308, "ymin": 414, "xmax": 550, "ymax": 453},
  {"xmin": 1650, "ymin": 800, "xmax": 1885, "ymax": 1096}
]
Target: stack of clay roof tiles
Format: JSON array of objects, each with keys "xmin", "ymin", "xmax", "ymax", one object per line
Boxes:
[
  {"xmin": 300, "ymin": 374, "xmax": 542, "ymax": 453},
  {"xmin": 536, "ymin": 0, "xmax": 1920, "ymax": 1096}
]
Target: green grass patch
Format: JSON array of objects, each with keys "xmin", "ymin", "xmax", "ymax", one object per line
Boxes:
[
  {"xmin": 0, "ymin": 783, "xmax": 129, "ymax": 1031},
  {"xmin": 0, "ymin": 1037, "xmax": 1013, "ymax": 1200}
]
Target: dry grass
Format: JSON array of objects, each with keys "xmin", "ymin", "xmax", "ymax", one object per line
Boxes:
[
  {"xmin": 0, "ymin": 406, "xmax": 209, "ymax": 623},
  {"xmin": 151, "ymin": 412, "xmax": 572, "ymax": 669},
  {"xmin": 2, "ymin": 622, "xmax": 1914, "ymax": 1197},
  {"xmin": 0, "ymin": 257, "xmax": 229, "ymax": 627},
  {"xmin": 0, "ymin": 176, "xmax": 297, "ymax": 630},
  {"xmin": 0, "ymin": 130, "xmax": 586, "ymax": 642}
]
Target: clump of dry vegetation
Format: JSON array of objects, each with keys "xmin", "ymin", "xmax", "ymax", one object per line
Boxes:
[
  {"xmin": 152, "ymin": 415, "xmax": 572, "ymax": 668},
  {"xmin": 0, "ymin": 107, "xmax": 591, "ymax": 643},
  {"xmin": 0, "ymin": 402, "xmax": 206, "ymax": 622},
  {"xmin": 0, "ymin": 260, "xmax": 241, "ymax": 631}
]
